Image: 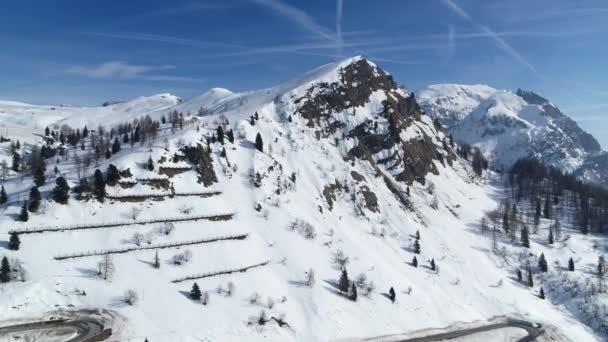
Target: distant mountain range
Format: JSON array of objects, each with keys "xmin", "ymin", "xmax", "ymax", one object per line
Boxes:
[{"xmin": 417, "ymin": 84, "xmax": 608, "ymax": 186}]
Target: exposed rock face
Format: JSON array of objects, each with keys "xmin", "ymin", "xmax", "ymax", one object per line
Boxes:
[
  {"xmin": 292, "ymin": 58, "xmax": 450, "ymax": 186},
  {"xmin": 323, "ymin": 181, "xmax": 344, "ymax": 211},
  {"xmin": 360, "ymin": 186, "xmax": 379, "ymax": 213}
]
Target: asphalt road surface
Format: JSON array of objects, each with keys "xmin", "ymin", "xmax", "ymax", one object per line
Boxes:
[
  {"xmin": 0, "ymin": 318, "xmax": 107, "ymax": 342},
  {"xmin": 393, "ymin": 319, "xmax": 542, "ymax": 342}
]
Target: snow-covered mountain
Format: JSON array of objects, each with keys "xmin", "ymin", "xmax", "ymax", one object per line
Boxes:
[
  {"xmin": 0, "ymin": 93, "xmax": 182, "ymax": 143},
  {"xmin": 416, "ymin": 84, "xmax": 607, "ymax": 186},
  {"xmin": 0, "ymin": 57, "xmax": 603, "ymax": 341}
]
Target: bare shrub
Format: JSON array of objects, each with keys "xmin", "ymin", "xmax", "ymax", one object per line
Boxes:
[
  {"xmin": 97, "ymin": 254, "xmax": 114, "ymax": 281},
  {"xmin": 144, "ymin": 231, "xmax": 156, "ymax": 245},
  {"xmin": 172, "ymin": 250, "xmax": 192, "ymax": 265},
  {"xmin": 201, "ymin": 291, "xmax": 209, "ymax": 305},
  {"xmin": 332, "ymin": 249, "xmax": 349, "ymax": 270},
  {"xmin": 158, "ymin": 222, "xmax": 175, "ymax": 236},
  {"xmin": 249, "ymin": 292, "xmax": 260, "ymax": 304},
  {"xmin": 122, "ymin": 289, "xmax": 139, "ymax": 306},
  {"xmin": 226, "ymin": 281, "xmax": 235, "ymax": 297},
  {"xmin": 305, "ymin": 268, "xmax": 315, "ymax": 287},
  {"xmin": 287, "ymin": 219, "xmax": 317, "ymax": 240},
  {"xmin": 131, "ymin": 232, "xmax": 144, "ymax": 246}
]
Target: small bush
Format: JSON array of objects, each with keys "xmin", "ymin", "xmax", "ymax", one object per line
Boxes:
[{"xmin": 122, "ymin": 289, "xmax": 139, "ymax": 306}]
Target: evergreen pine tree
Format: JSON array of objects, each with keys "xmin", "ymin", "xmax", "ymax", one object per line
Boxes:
[
  {"xmin": 0, "ymin": 257, "xmax": 10, "ymax": 283},
  {"xmin": 338, "ymin": 270, "xmax": 350, "ymax": 293},
  {"xmin": 413, "ymin": 239, "xmax": 421, "ymax": 254},
  {"xmin": 33, "ymin": 167, "xmax": 45, "ymax": 187},
  {"xmin": 502, "ymin": 209, "xmax": 510, "ymax": 233},
  {"xmin": 147, "ymin": 155, "xmax": 154, "ymax": 171},
  {"xmin": 28, "ymin": 186, "xmax": 41, "ymax": 212},
  {"xmin": 520, "ymin": 225, "xmax": 530, "ymax": 248},
  {"xmin": 249, "ymin": 116, "xmax": 255, "ymax": 126},
  {"xmin": 568, "ymin": 257, "xmax": 575, "ymax": 271},
  {"xmin": 548, "ymin": 228, "xmax": 554, "ymax": 245},
  {"xmin": 538, "ymin": 253, "xmax": 548, "ymax": 272},
  {"xmin": 12, "ymin": 152, "xmax": 20, "ymax": 172},
  {"xmin": 191, "ymin": 282, "xmax": 202, "ymax": 300},
  {"xmin": 539, "ymin": 287, "xmax": 545, "ymax": 299},
  {"xmin": 534, "ymin": 199, "xmax": 541, "ymax": 227},
  {"xmin": 8, "ymin": 232, "xmax": 20, "ymax": 251},
  {"xmin": 217, "ymin": 126, "xmax": 224, "ymax": 144},
  {"xmin": 415, "ymin": 230, "xmax": 420, "ymax": 240},
  {"xmin": 52, "ymin": 177, "xmax": 70, "ymax": 204},
  {"xmin": 543, "ymin": 197, "xmax": 552, "ymax": 219},
  {"xmin": 104, "ymin": 149, "xmax": 112, "ymax": 159},
  {"xmin": 349, "ymin": 282, "xmax": 358, "ymax": 301},
  {"xmin": 226, "ymin": 129, "xmax": 235, "ymax": 143},
  {"xmin": 388, "ymin": 287, "xmax": 396, "ymax": 303},
  {"xmin": 527, "ymin": 269, "xmax": 534, "ymax": 287},
  {"xmin": 412, "ymin": 256, "xmax": 418, "ymax": 268},
  {"xmin": 430, "ymin": 258, "xmax": 436, "ymax": 271},
  {"xmin": 106, "ymin": 164, "xmax": 120, "ymax": 186},
  {"xmin": 93, "ymin": 169, "xmax": 106, "ymax": 202},
  {"xmin": 0, "ymin": 185, "xmax": 7, "ymax": 204},
  {"xmin": 153, "ymin": 251, "xmax": 160, "ymax": 269},
  {"xmin": 19, "ymin": 202, "xmax": 29, "ymax": 222},
  {"xmin": 255, "ymin": 133, "xmax": 264, "ymax": 152},
  {"xmin": 112, "ymin": 137, "xmax": 121, "ymax": 154},
  {"xmin": 45, "ymin": 126, "xmax": 50, "ymax": 136},
  {"xmin": 517, "ymin": 269, "xmax": 522, "ymax": 282},
  {"xmin": 254, "ymin": 111, "xmax": 259, "ymax": 120}
]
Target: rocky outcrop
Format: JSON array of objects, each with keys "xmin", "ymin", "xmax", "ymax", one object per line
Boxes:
[{"xmin": 292, "ymin": 58, "xmax": 449, "ymax": 186}]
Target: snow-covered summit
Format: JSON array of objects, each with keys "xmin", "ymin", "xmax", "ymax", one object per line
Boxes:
[{"xmin": 417, "ymin": 84, "xmax": 607, "ymax": 185}]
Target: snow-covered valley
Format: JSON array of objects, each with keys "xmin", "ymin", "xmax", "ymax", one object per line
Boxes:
[{"xmin": 0, "ymin": 56, "xmax": 607, "ymax": 342}]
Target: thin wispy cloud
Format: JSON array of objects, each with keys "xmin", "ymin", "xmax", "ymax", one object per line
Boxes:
[
  {"xmin": 440, "ymin": 0, "xmax": 537, "ymax": 75},
  {"xmin": 83, "ymin": 32, "xmax": 244, "ymax": 50},
  {"xmin": 336, "ymin": 0, "xmax": 344, "ymax": 56},
  {"xmin": 506, "ymin": 7, "xmax": 608, "ymax": 23},
  {"xmin": 251, "ymin": 0, "xmax": 337, "ymax": 42},
  {"xmin": 66, "ymin": 61, "xmax": 195, "ymax": 81},
  {"xmin": 445, "ymin": 26, "xmax": 455, "ymax": 63}
]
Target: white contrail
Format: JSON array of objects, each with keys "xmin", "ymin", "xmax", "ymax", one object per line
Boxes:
[
  {"xmin": 336, "ymin": 0, "xmax": 344, "ymax": 57},
  {"xmin": 440, "ymin": 0, "xmax": 537, "ymax": 75}
]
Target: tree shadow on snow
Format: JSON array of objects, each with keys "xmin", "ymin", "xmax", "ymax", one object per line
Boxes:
[
  {"xmin": 74, "ymin": 267, "xmax": 100, "ymax": 278},
  {"xmin": 287, "ymin": 280, "xmax": 308, "ymax": 288},
  {"xmin": 322, "ymin": 280, "xmax": 349, "ymax": 300},
  {"xmin": 178, "ymin": 290, "xmax": 194, "ymax": 300},
  {"xmin": 239, "ymin": 140, "xmax": 255, "ymax": 149},
  {"xmin": 400, "ymin": 246, "xmax": 416, "ymax": 254},
  {"xmin": 136, "ymin": 258, "xmax": 156, "ymax": 268}
]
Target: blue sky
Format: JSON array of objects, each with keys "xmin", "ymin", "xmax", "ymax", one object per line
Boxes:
[{"xmin": 1, "ymin": 0, "xmax": 607, "ymax": 146}]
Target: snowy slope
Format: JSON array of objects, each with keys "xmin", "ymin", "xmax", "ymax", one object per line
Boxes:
[
  {"xmin": 0, "ymin": 57, "xmax": 602, "ymax": 341},
  {"xmin": 0, "ymin": 94, "xmax": 182, "ymax": 143},
  {"xmin": 417, "ymin": 85, "xmax": 607, "ymax": 186}
]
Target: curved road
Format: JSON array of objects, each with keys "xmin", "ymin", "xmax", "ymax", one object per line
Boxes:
[
  {"xmin": 392, "ymin": 320, "xmax": 542, "ymax": 342},
  {"xmin": 0, "ymin": 318, "xmax": 108, "ymax": 342}
]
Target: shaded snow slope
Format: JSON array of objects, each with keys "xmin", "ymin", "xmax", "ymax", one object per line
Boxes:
[{"xmin": 417, "ymin": 84, "xmax": 607, "ymax": 186}]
